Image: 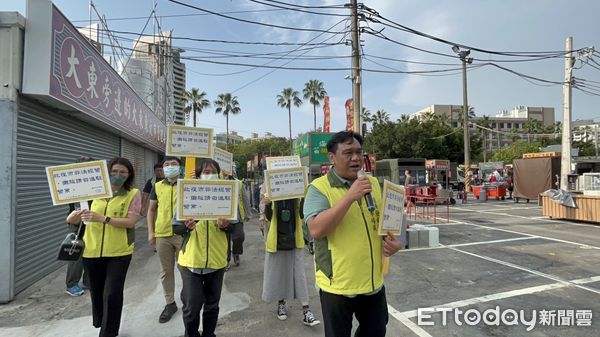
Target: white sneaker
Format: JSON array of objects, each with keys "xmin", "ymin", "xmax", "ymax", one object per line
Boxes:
[
  {"xmin": 302, "ymin": 310, "xmax": 321, "ymax": 326},
  {"xmin": 277, "ymin": 302, "xmax": 288, "ymax": 320}
]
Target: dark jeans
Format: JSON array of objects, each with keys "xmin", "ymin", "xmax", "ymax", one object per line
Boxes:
[
  {"xmin": 83, "ymin": 255, "xmax": 132, "ymax": 337},
  {"xmin": 229, "ymin": 222, "xmax": 245, "ymax": 256},
  {"xmin": 319, "ymin": 287, "xmax": 389, "ymax": 337},
  {"xmin": 66, "ymin": 224, "xmax": 90, "ymax": 288},
  {"xmin": 180, "ymin": 267, "xmax": 225, "ymax": 337}
]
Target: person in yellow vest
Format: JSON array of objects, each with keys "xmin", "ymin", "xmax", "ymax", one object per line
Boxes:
[
  {"xmin": 223, "ymin": 170, "xmax": 249, "ymax": 268},
  {"xmin": 261, "ymin": 194, "xmax": 321, "ymax": 326},
  {"xmin": 179, "ymin": 158, "xmax": 230, "ymax": 337},
  {"xmin": 304, "ymin": 131, "xmax": 402, "ymax": 337},
  {"xmin": 146, "ymin": 156, "xmax": 184, "ymax": 323},
  {"xmin": 66, "ymin": 157, "xmax": 141, "ymax": 337}
]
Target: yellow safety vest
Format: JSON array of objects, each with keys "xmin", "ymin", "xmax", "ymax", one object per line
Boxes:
[
  {"xmin": 310, "ymin": 172, "xmax": 384, "ymax": 295},
  {"xmin": 265, "ymin": 199, "xmax": 304, "ymax": 253},
  {"xmin": 82, "ymin": 188, "xmax": 139, "ymax": 258},
  {"xmin": 178, "ymin": 220, "xmax": 229, "ymax": 270},
  {"xmin": 154, "ymin": 179, "xmax": 177, "ymax": 238}
]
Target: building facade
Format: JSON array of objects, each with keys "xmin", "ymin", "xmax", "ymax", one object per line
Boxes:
[
  {"xmin": 0, "ymin": 1, "xmax": 166, "ymax": 302},
  {"xmin": 410, "ymin": 104, "xmax": 556, "ymax": 150},
  {"xmin": 215, "ymin": 131, "xmax": 244, "ymax": 146}
]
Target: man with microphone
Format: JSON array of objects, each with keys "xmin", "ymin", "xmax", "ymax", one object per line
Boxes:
[{"xmin": 304, "ymin": 130, "xmax": 402, "ymax": 337}]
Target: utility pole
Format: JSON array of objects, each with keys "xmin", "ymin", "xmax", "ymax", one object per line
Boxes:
[
  {"xmin": 453, "ymin": 45, "xmax": 473, "ymax": 192},
  {"xmin": 560, "ymin": 37, "xmax": 573, "ymax": 190},
  {"xmin": 350, "ymin": 0, "xmax": 361, "ymax": 133}
]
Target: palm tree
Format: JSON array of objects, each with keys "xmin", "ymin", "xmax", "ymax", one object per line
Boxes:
[
  {"xmin": 523, "ymin": 117, "xmax": 543, "ymax": 143},
  {"xmin": 372, "ymin": 109, "xmax": 391, "ymax": 126},
  {"xmin": 360, "ymin": 108, "xmax": 372, "ymax": 134},
  {"xmin": 182, "ymin": 88, "xmax": 210, "ymax": 127},
  {"xmin": 456, "ymin": 105, "xmax": 476, "ymax": 128},
  {"xmin": 214, "ymin": 93, "xmax": 241, "ymax": 150},
  {"xmin": 276, "ymin": 88, "xmax": 302, "ymax": 153},
  {"xmin": 302, "ymin": 80, "xmax": 327, "ymax": 131}
]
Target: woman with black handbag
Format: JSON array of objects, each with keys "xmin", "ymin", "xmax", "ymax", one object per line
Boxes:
[{"xmin": 67, "ymin": 157, "xmax": 141, "ymax": 337}]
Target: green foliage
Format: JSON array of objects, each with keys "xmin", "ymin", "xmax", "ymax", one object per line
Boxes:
[
  {"xmin": 573, "ymin": 141, "xmax": 597, "ymax": 157},
  {"xmin": 363, "ymin": 115, "xmax": 481, "ymax": 164},
  {"xmin": 229, "ymin": 137, "xmax": 291, "ymax": 178},
  {"xmin": 491, "ymin": 141, "xmax": 540, "ymax": 164}
]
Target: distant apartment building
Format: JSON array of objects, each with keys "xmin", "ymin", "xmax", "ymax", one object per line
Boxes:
[
  {"xmin": 573, "ymin": 119, "xmax": 600, "ymax": 145},
  {"xmin": 410, "ymin": 104, "xmax": 555, "ymax": 150},
  {"xmin": 249, "ymin": 132, "xmax": 275, "ymax": 141},
  {"xmin": 216, "ymin": 131, "xmax": 244, "ymax": 146},
  {"xmin": 124, "ymin": 31, "xmax": 186, "ymax": 125}
]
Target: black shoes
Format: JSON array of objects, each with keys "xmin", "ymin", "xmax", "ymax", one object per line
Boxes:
[{"xmin": 158, "ymin": 302, "xmax": 178, "ymax": 323}]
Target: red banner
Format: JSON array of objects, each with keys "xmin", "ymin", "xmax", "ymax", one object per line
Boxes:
[
  {"xmin": 345, "ymin": 98, "xmax": 354, "ymax": 131},
  {"xmin": 323, "ymin": 96, "xmax": 331, "ymax": 133}
]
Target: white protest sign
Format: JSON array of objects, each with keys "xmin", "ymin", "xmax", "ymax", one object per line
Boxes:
[
  {"xmin": 177, "ymin": 179, "xmax": 239, "ymax": 221},
  {"xmin": 379, "ymin": 180, "xmax": 407, "ymax": 235},
  {"xmin": 213, "ymin": 147, "xmax": 234, "ymax": 175},
  {"xmin": 45, "ymin": 160, "xmax": 112, "ymax": 205},
  {"xmin": 166, "ymin": 125, "xmax": 213, "ymax": 158},
  {"xmin": 265, "ymin": 155, "xmax": 301, "ymax": 170},
  {"xmin": 265, "ymin": 167, "xmax": 308, "ymax": 201}
]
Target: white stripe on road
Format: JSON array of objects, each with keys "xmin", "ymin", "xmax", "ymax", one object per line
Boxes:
[
  {"xmin": 400, "ymin": 275, "xmax": 600, "ymax": 318},
  {"xmin": 456, "ymin": 207, "xmax": 600, "ymax": 229},
  {"xmin": 388, "ymin": 305, "xmax": 433, "ymax": 337},
  {"xmin": 396, "ymin": 236, "xmax": 536, "ymax": 253}
]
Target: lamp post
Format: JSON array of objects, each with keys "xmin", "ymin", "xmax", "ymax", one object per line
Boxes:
[{"xmin": 453, "ymin": 45, "xmax": 473, "ymax": 192}]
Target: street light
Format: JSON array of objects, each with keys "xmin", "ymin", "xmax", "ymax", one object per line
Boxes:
[{"xmin": 453, "ymin": 45, "xmax": 474, "ymax": 192}]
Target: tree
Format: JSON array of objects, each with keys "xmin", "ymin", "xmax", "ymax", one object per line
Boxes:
[
  {"xmin": 360, "ymin": 108, "xmax": 372, "ymax": 134},
  {"xmin": 302, "ymin": 80, "xmax": 327, "ymax": 131},
  {"xmin": 276, "ymin": 88, "xmax": 302, "ymax": 153},
  {"xmin": 214, "ymin": 93, "xmax": 241, "ymax": 150},
  {"xmin": 182, "ymin": 88, "xmax": 210, "ymax": 127},
  {"xmin": 456, "ymin": 105, "xmax": 476, "ymax": 127},
  {"xmin": 491, "ymin": 141, "xmax": 540, "ymax": 163},
  {"xmin": 523, "ymin": 117, "xmax": 544, "ymax": 143},
  {"xmin": 372, "ymin": 109, "xmax": 391, "ymax": 126}
]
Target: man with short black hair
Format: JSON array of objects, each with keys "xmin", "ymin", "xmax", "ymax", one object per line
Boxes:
[
  {"xmin": 147, "ymin": 156, "xmax": 183, "ymax": 323},
  {"xmin": 141, "ymin": 163, "xmax": 164, "ymax": 216},
  {"xmin": 304, "ymin": 131, "xmax": 402, "ymax": 337}
]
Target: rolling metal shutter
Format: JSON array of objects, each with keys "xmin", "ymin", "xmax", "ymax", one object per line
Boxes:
[
  {"xmin": 120, "ymin": 138, "xmax": 148, "ymax": 191},
  {"xmin": 15, "ymin": 98, "xmax": 120, "ymax": 293}
]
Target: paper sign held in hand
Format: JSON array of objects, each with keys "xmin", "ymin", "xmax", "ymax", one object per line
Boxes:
[
  {"xmin": 213, "ymin": 147, "xmax": 234, "ymax": 176},
  {"xmin": 46, "ymin": 160, "xmax": 112, "ymax": 205},
  {"xmin": 265, "ymin": 155, "xmax": 301, "ymax": 170},
  {"xmin": 265, "ymin": 167, "xmax": 308, "ymax": 201},
  {"xmin": 378, "ymin": 180, "xmax": 407, "ymax": 236},
  {"xmin": 166, "ymin": 125, "xmax": 214, "ymax": 158},
  {"xmin": 177, "ymin": 179, "xmax": 239, "ymax": 221}
]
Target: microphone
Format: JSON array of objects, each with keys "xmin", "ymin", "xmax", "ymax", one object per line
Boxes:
[{"xmin": 357, "ymin": 170, "xmax": 376, "ymax": 212}]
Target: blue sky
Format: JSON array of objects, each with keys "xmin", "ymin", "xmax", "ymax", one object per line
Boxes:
[{"xmin": 3, "ymin": 0, "xmax": 600, "ymax": 138}]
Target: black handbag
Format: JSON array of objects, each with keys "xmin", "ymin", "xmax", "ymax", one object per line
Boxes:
[{"xmin": 57, "ymin": 223, "xmax": 85, "ymax": 261}]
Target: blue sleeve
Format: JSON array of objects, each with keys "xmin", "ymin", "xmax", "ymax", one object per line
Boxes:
[{"xmin": 303, "ymin": 185, "xmax": 330, "ymax": 225}]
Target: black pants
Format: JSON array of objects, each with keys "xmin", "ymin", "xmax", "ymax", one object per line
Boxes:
[
  {"xmin": 83, "ymin": 255, "xmax": 132, "ymax": 337},
  {"xmin": 66, "ymin": 224, "xmax": 90, "ymax": 288},
  {"xmin": 227, "ymin": 222, "xmax": 245, "ymax": 258},
  {"xmin": 180, "ymin": 267, "xmax": 225, "ymax": 337},
  {"xmin": 319, "ymin": 287, "xmax": 389, "ymax": 337}
]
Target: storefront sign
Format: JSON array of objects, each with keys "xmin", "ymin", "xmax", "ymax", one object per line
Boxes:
[
  {"xmin": 166, "ymin": 125, "xmax": 213, "ymax": 158},
  {"xmin": 23, "ymin": 1, "xmax": 166, "ymax": 151},
  {"xmin": 177, "ymin": 179, "xmax": 239, "ymax": 220},
  {"xmin": 310, "ymin": 133, "xmax": 333, "ymax": 164},
  {"xmin": 265, "ymin": 167, "xmax": 308, "ymax": 201},
  {"xmin": 265, "ymin": 156, "xmax": 301, "ymax": 170},
  {"xmin": 379, "ymin": 180, "xmax": 406, "ymax": 235},
  {"xmin": 45, "ymin": 160, "xmax": 112, "ymax": 205},
  {"xmin": 213, "ymin": 147, "xmax": 233, "ymax": 175}
]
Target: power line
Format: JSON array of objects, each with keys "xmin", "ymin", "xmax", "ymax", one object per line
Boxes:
[
  {"xmin": 258, "ymin": 0, "xmax": 347, "ymax": 9},
  {"xmin": 71, "ymin": 8, "xmax": 288, "ymax": 22},
  {"xmin": 167, "ymin": 0, "xmax": 348, "ymax": 34},
  {"xmin": 247, "ymin": 0, "xmax": 348, "ymax": 17}
]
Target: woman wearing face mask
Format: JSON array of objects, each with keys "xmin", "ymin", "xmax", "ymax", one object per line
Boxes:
[
  {"xmin": 66, "ymin": 157, "xmax": 141, "ymax": 337},
  {"xmin": 179, "ymin": 159, "xmax": 230, "ymax": 337}
]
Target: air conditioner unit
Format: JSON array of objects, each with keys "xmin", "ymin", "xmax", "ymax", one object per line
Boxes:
[{"xmin": 582, "ymin": 173, "xmax": 600, "ymax": 196}]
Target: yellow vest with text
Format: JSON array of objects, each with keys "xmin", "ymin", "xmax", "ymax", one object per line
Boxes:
[
  {"xmin": 178, "ymin": 220, "xmax": 229, "ymax": 270},
  {"xmin": 154, "ymin": 180, "xmax": 177, "ymax": 237},
  {"xmin": 310, "ymin": 173, "xmax": 384, "ymax": 295},
  {"xmin": 265, "ymin": 199, "xmax": 305, "ymax": 253},
  {"xmin": 82, "ymin": 188, "xmax": 139, "ymax": 258}
]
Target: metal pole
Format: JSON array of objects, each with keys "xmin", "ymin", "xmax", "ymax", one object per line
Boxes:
[
  {"xmin": 461, "ymin": 57, "xmax": 471, "ymax": 192},
  {"xmin": 350, "ymin": 0, "xmax": 361, "ymax": 133},
  {"xmin": 560, "ymin": 37, "xmax": 573, "ymax": 190}
]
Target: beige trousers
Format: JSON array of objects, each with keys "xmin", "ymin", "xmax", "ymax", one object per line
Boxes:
[{"xmin": 156, "ymin": 235, "xmax": 183, "ymax": 304}]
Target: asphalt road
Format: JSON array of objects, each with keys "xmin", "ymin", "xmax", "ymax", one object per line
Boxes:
[{"xmin": 1, "ymin": 198, "xmax": 599, "ymax": 337}]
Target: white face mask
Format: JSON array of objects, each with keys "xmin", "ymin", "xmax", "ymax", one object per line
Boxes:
[{"xmin": 200, "ymin": 173, "xmax": 219, "ymax": 180}]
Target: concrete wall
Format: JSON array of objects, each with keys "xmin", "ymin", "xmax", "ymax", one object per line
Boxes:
[{"xmin": 0, "ymin": 12, "xmax": 25, "ymax": 303}]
